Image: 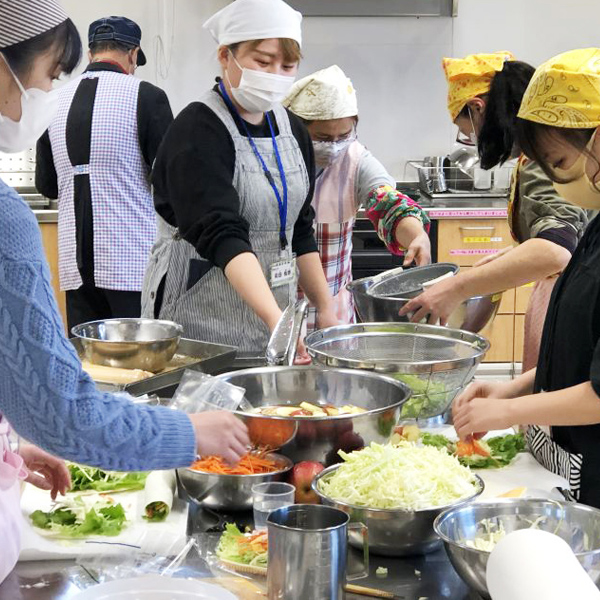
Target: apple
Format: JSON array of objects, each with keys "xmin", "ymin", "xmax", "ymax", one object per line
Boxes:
[{"xmin": 290, "ymin": 461, "xmax": 324, "ymax": 504}]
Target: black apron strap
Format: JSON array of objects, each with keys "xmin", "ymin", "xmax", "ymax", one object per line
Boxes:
[{"xmin": 66, "ymin": 76, "xmax": 98, "ymax": 286}]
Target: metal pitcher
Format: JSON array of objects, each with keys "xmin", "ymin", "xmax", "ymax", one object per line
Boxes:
[{"xmin": 267, "ymin": 504, "xmax": 368, "ymax": 600}]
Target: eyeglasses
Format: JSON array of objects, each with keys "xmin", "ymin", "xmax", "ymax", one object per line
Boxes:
[{"xmin": 317, "ymin": 127, "xmax": 357, "ymax": 144}]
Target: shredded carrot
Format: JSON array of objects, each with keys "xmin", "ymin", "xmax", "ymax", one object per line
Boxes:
[{"xmin": 190, "ymin": 453, "xmax": 280, "ymax": 475}]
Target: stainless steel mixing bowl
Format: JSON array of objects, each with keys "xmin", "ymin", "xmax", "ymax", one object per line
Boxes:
[
  {"xmin": 216, "ymin": 366, "xmax": 411, "ymax": 465},
  {"xmin": 177, "ymin": 453, "xmax": 293, "ymax": 511},
  {"xmin": 71, "ymin": 318, "xmax": 183, "ymax": 372},
  {"xmin": 348, "ymin": 276, "xmax": 501, "ymax": 334},
  {"xmin": 313, "ymin": 465, "xmax": 484, "ymax": 556},
  {"xmin": 434, "ymin": 499, "xmax": 600, "ymax": 599}
]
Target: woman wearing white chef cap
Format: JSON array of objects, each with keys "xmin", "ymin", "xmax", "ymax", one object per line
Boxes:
[
  {"xmin": 142, "ymin": 0, "xmax": 337, "ymax": 354},
  {"xmin": 283, "ymin": 65, "xmax": 431, "ymax": 328}
]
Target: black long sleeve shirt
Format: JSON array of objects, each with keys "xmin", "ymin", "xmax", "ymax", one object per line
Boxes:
[{"xmin": 151, "ymin": 83, "xmax": 317, "ymax": 270}]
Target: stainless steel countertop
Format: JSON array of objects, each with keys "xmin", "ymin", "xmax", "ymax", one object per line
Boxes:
[
  {"xmin": 33, "ymin": 210, "xmax": 58, "ymax": 224},
  {"xmin": 3, "ymin": 542, "xmax": 482, "ymax": 600}
]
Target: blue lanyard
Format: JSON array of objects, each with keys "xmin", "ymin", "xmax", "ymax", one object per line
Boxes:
[{"xmin": 218, "ymin": 81, "xmax": 289, "ymax": 250}]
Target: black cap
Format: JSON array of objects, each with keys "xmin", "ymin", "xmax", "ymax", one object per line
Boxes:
[{"xmin": 88, "ymin": 16, "xmax": 147, "ymax": 66}]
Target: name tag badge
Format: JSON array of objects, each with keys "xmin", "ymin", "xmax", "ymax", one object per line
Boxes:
[{"xmin": 270, "ymin": 256, "xmax": 296, "ymax": 288}]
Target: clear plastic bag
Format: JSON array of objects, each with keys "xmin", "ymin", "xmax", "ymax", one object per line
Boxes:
[
  {"xmin": 169, "ymin": 370, "xmax": 251, "ymax": 413},
  {"xmin": 73, "ymin": 532, "xmax": 198, "ymax": 585}
]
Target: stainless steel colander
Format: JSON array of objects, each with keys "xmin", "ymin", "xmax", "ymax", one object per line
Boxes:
[{"xmin": 305, "ymin": 323, "xmax": 490, "ymax": 420}]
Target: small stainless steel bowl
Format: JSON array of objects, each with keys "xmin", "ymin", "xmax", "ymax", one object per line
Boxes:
[
  {"xmin": 177, "ymin": 453, "xmax": 293, "ymax": 511},
  {"xmin": 434, "ymin": 499, "xmax": 600, "ymax": 599},
  {"xmin": 71, "ymin": 318, "xmax": 183, "ymax": 373},
  {"xmin": 313, "ymin": 465, "xmax": 484, "ymax": 556}
]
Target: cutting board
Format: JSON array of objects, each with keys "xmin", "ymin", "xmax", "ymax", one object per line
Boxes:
[{"xmin": 18, "ymin": 483, "xmax": 188, "ymax": 561}]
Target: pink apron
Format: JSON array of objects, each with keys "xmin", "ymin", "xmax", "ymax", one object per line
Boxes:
[
  {"xmin": 0, "ymin": 417, "xmax": 27, "ymax": 584},
  {"xmin": 302, "ymin": 141, "xmax": 365, "ymax": 331}
]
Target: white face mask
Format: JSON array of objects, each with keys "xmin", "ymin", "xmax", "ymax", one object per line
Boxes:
[
  {"xmin": 0, "ymin": 54, "xmax": 59, "ymax": 154},
  {"xmin": 226, "ymin": 53, "xmax": 295, "ymax": 114},
  {"xmin": 313, "ymin": 137, "xmax": 354, "ymax": 168}
]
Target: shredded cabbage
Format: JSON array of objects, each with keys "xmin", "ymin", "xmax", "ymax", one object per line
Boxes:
[{"xmin": 318, "ymin": 442, "xmax": 478, "ymax": 510}]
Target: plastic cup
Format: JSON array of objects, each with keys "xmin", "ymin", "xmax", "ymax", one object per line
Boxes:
[{"xmin": 252, "ymin": 482, "xmax": 295, "ymax": 530}]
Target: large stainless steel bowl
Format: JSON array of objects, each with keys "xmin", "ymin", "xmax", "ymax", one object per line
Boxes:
[
  {"xmin": 71, "ymin": 318, "xmax": 183, "ymax": 372},
  {"xmin": 434, "ymin": 499, "xmax": 600, "ymax": 599},
  {"xmin": 177, "ymin": 453, "xmax": 293, "ymax": 511},
  {"xmin": 313, "ymin": 465, "xmax": 484, "ymax": 556},
  {"xmin": 216, "ymin": 367, "xmax": 411, "ymax": 465},
  {"xmin": 348, "ymin": 276, "xmax": 501, "ymax": 334}
]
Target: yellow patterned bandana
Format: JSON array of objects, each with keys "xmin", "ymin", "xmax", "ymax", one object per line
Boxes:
[
  {"xmin": 518, "ymin": 48, "xmax": 600, "ymax": 128},
  {"xmin": 443, "ymin": 51, "xmax": 516, "ymax": 120}
]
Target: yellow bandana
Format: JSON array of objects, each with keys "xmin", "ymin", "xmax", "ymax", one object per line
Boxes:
[
  {"xmin": 443, "ymin": 51, "xmax": 515, "ymax": 120},
  {"xmin": 518, "ymin": 48, "xmax": 600, "ymax": 128}
]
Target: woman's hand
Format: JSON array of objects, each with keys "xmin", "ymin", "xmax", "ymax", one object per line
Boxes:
[
  {"xmin": 294, "ymin": 338, "xmax": 312, "ymax": 365},
  {"xmin": 398, "ymin": 277, "xmax": 465, "ymax": 325},
  {"xmin": 452, "ymin": 380, "xmax": 517, "ymax": 439},
  {"xmin": 189, "ymin": 411, "xmax": 250, "ymax": 466},
  {"xmin": 403, "ymin": 231, "xmax": 432, "ymax": 266},
  {"xmin": 19, "ymin": 445, "xmax": 71, "ymax": 500}
]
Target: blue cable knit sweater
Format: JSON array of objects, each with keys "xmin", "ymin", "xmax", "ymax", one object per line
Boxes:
[{"xmin": 0, "ymin": 180, "xmax": 195, "ymax": 470}]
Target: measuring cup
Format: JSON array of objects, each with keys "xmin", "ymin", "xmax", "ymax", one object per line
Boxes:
[{"xmin": 267, "ymin": 504, "xmax": 368, "ymax": 600}]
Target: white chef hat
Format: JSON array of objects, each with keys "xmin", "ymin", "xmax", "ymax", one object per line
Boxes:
[
  {"xmin": 204, "ymin": 0, "xmax": 302, "ymax": 47},
  {"xmin": 283, "ymin": 65, "xmax": 358, "ymax": 120},
  {"xmin": 0, "ymin": 0, "xmax": 69, "ymax": 49}
]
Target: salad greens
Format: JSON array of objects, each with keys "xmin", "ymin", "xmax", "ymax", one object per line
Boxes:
[
  {"xmin": 420, "ymin": 432, "xmax": 526, "ymax": 468},
  {"xmin": 30, "ymin": 501, "xmax": 127, "ymax": 538},
  {"xmin": 216, "ymin": 524, "xmax": 268, "ymax": 568},
  {"xmin": 68, "ymin": 464, "xmax": 147, "ymax": 493},
  {"xmin": 318, "ymin": 442, "xmax": 479, "ymax": 510},
  {"xmin": 392, "ymin": 374, "xmax": 450, "ymax": 419}
]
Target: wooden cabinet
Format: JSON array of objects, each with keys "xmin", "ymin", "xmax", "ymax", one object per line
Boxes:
[
  {"xmin": 481, "ymin": 314, "xmax": 514, "ymax": 362},
  {"xmin": 39, "ymin": 222, "xmax": 67, "ymax": 331},
  {"xmin": 437, "ymin": 219, "xmax": 513, "ymax": 267},
  {"xmin": 514, "ymin": 314, "xmax": 525, "ymax": 363},
  {"xmin": 436, "ymin": 217, "xmax": 524, "ymax": 363}
]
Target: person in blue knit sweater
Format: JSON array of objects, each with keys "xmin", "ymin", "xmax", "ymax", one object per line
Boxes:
[{"xmin": 0, "ymin": 0, "xmax": 249, "ymax": 582}]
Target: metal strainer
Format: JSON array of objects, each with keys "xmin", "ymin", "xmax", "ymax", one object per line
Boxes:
[
  {"xmin": 305, "ymin": 323, "xmax": 489, "ymax": 420},
  {"xmin": 366, "ymin": 263, "xmax": 459, "ymax": 299}
]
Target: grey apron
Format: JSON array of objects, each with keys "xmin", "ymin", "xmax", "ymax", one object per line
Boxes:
[{"xmin": 141, "ymin": 91, "xmax": 309, "ymax": 352}]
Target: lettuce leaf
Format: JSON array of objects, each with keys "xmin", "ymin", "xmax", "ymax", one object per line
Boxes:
[
  {"xmin": 420, "ymin": 432, "xmax": 526, "ymax": 468},
  {"xmin": 216, "ymin": 524, "xmax": 268, "ymax": 567},
  {"xmin": 30, "ymin": 502, "xmax": 127, "ymax": 538},
  {"xmin": 68, "ymin": 464, "xmax": 147, "ymax": 493}
]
